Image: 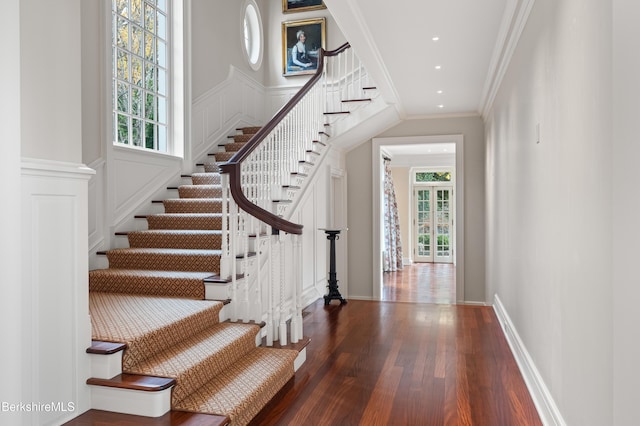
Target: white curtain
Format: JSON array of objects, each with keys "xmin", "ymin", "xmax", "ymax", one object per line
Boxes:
[{"xmin": 383, "ymin": 158, "xmax": 403, "ymax": 272}]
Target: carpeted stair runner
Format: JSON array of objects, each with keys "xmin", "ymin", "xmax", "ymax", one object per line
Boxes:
[
  {"xmin": 87, "ymin": 127, "xmax": 300, "ymax": 424},
  {"xmin": 90, "ymin": 292, "xmax": 298, "ymax": 424}
]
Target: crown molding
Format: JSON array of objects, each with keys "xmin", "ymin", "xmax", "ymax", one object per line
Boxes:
[{"xmin": 479, "ymin": 0, "xmax": 536, "ymax": 118}]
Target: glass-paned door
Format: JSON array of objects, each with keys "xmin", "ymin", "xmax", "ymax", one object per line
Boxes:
[
  {"xmin": 413, "ymin": 186, "xmax": 453, "ymax": 263},
  {"xmin": 434, "ymin": 188, "xmax": 453, "ymax": 263},
  {"xmin": 415, "ymin": 188, "xmax": 432, "ymax": 262}
]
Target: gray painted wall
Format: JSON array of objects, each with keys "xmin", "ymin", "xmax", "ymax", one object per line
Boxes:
[
  {"xmin": 612, "ymin": 1, "xmax": 639, "ymax": 424},
  {"xmin": 346, "ymin": 116, "xmax": 485, "ymax": 302},
  {"xmin": 485, "ymin": 0, "xmax": 614, "ymax": 424}
]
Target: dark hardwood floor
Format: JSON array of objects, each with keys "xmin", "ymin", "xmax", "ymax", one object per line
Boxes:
[
  {"xmin": 383, "ymin": 263, "xmax": 456, "ymax": 304},
  {"xmin": 250, "ymin": 300, "xmax": 541, "ymax": 425}
]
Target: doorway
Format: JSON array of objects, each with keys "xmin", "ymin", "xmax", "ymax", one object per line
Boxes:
[{"xmin": 372, "ymin": 135, "xmax": 465, "ymax": 303}]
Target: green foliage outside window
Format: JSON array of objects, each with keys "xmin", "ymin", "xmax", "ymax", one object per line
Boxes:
[
  {"xmin": 415, "ymin": 172, "xmax": 452, "ymax": 182},
  {"xmin": 113, "ymin": 0, "xmax": 167, "ymax": 150}
]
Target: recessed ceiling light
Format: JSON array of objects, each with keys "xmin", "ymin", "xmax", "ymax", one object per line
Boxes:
[
  {"xmin": 437, "ymin": 90, "xmax": 443, "ymax": 94},
  {"xmin": 438, "ymin": 104, "xmax": 444, "ymax": 109},
  {"xmin": 435, "ymin": 65, "xmax": 442, "ymax": 70},
  {"xmin": 432, "ymin": 36, "xmax": 440, "ymax": 41}
]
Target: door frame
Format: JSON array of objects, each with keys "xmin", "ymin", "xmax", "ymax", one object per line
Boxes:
[{"xmin": 372, "ymin": 135, "xmax": 465, "ymax": 302}]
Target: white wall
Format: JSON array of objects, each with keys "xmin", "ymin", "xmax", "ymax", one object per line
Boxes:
[
  {"xmin": 191, "ymin": 0, "xmax": 268, "ymax": 99},
  {"xmin": 21, "ymin": 0, "xmax": 82, "ymax": 163},
  {"xmin": 484, "ymin": 0, "xmax": 612, "ymax": 424},
  {"xmin": 612, "ymin": 1, "xmax": 640, "ymax": 424},
  {"xmin": 346, "ymin": 116, "xmax": 485, "ymax": 301}
]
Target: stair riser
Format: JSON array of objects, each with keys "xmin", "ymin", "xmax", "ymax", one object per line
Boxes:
[
  {"xmin": 178, "ymin": 186, "xmax": 223, "ymax": 198},
  {"xmin": 146, "ymin": 215, "xmax": 223, "ymax": 230},
  {"xmin": 190, "ymin": 173, "xmax": 222, "ymax": 185},
  {"xmin": 222, "ymin": 142, "xmax": 246, "ymax": 152},
  {"xmin": 163, "ymin": 200, "xmax": 224, "ymax": 214},
  {"xmin": 107, "ymin": 252, "xmax": 221, "ymax": 273},
  {"xmin": 89, "ymin": 386, "xmax": 172, "ymax": 418},
  {"xmin": 127, "ymin": 232, "xmax": 222, "ymax": 250},
  {"xmin": 89, "ymin": 272, "xmax": 207, "ymax": 299}
]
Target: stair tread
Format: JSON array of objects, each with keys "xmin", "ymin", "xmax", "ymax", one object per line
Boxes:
[
  {"xmin": 107, "ymin": 247, "xmax": 223, "ymax": 255},
  {"xmin": 174, "ymin": 347, "xmax": 298, "ymax": 425},
  {"xmin": 87, "ymin": 373, "xmax": 176, "ymax": 392},
  {"xmin": 90, "ymin": 269, "xmax": 215, "ymax": 279}
]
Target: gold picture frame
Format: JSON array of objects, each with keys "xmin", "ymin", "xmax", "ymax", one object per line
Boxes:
[
  {"xmin": 282, "ymin": 0, "xmax": 326, "ymax": 14},
  {"xmin": 282, "ymin": 18, "xmax": 326, "ymax": 76}
]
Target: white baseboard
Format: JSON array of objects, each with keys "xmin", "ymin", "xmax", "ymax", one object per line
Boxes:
[{"xmin": 493, "ymin": 295, "xmax": 566, "ymax": 426}]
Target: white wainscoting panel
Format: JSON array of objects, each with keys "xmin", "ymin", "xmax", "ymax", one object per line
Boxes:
[
  {"xmin": 191, "ymin": 66, "xmax": 266, "ymax": 162},
  {"xmin": 21, "ymin": 159, "xmax": 94, "ymax": 425},
  {"xmin": 111, "ymin": 147, "xmax": 182, "ymax": 226},
  {"xmin": 87, "ymin": 158, "xmax": 105, "ymax": 253},
  {"xmin": 264, "ymin": 85, "xmax": 302, "ymax": 118}
]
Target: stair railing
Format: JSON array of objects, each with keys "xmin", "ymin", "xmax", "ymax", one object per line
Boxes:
[{"xmin": 219, "ymin": 43, "xmax": 371, "ymax": 346}]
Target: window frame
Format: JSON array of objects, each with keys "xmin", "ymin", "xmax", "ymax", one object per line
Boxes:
[
  {"xmin": 108, "ymin": 0, "xmax": 185, "ymax": 157},
  {"xmin": 241, "ymin": 0, "xmax": 263, "ymax": 71}
]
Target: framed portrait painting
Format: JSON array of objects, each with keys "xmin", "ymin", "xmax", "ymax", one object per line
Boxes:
[
  {"xmin": 282, "ymin": 18, "xmax": 326, "ymax": 76},
  {"xmin": 282, "ymin": 0, "xmax": 326, "ymax": 14}
]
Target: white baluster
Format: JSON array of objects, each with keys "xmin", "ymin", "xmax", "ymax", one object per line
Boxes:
[
  {"xmin": 290, "ymin": 234, "xmax": 301, "ymax": 343},
  {"xmin": 279, "ymin": 233, "xmax": 287, "ymax": 346},
  {"xmin": 265, "ymin": 231, "xmax": 274, "ymax": 346},
  {"xmin": 229, "ymin": 194, "xmax": 238, "ymax": 322}
]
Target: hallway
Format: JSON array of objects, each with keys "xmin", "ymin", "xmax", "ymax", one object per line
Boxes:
[{"xmin": 382, "ymin": 263, "xmax": 456, "ymax": 304}]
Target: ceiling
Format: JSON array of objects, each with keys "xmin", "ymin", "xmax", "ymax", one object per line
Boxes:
[{"xmin": 325, "ymin": 0, "xmax": 511, "ymax": 118}]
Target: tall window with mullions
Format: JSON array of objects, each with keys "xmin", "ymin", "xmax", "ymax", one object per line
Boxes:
[{"xmin": 112, "ymin": 0, "xmax": 168, "ymax": 151}]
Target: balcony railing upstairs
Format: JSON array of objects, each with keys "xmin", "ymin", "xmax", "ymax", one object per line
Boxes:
[{"xmin": 218, "ymin": 43, "xmax": 372, "ymax": 346}]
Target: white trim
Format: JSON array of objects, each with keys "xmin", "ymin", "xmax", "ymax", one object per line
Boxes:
[
  {"xmin": 241, "ymin": 0, "xmax": 263, "ymax": 71},
  {"xmin": 89, "ymin": 386, "xmax": 173, "ymax": 418},
  {"xmin": 480, "ymin": 0, "xmax": 536, "ymax": 118},
  {"xmin": 493, "ymin": 295, "xmax": 567, "ymax": 426},
  {"xmin": 21, "ymin": 158, "xmax": 95, "ymax": 179},
  {"xmin": 372, "ymin": 135, "xmax": 465, "ymax": 302}
]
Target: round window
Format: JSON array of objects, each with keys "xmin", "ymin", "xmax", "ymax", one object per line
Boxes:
[{"xmin": 242, "ymin": 0, "xmax": 263, "ymax": 70}]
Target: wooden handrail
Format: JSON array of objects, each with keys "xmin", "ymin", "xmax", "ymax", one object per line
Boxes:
[{"xmin": 219, "ymin": 43, "xmax": 351, "ymax": 235}]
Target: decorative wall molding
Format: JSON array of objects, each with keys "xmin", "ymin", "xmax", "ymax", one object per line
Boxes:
[
  {"xmin": 88, "ymin": 158, "xmax": 105, "ymax": 252},
  {"xmin": 264, "ymin": 84, "xmax": 303, "ymax": 119},
  {"xmin": 480, "ymin": 0, "xmax": 536, "ymax": 118},
  {"xmin": 21, "ymin": 158, "xmax": 93, "ymax": 425},
  {"xmin": 191, "ymin": 65, "xmax": 266, "ymax": 162},
  {"xmin": 493, "ymin": 294, "xmax": 567, "ymax": 426}
]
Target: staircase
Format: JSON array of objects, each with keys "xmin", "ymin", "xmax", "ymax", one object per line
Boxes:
[{"xmin": 85, "ymin": 43, "xmax": 378, "ymax": 424}]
